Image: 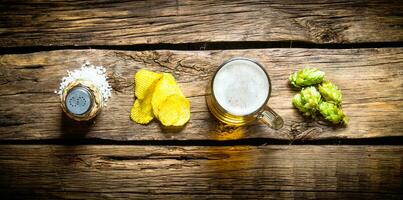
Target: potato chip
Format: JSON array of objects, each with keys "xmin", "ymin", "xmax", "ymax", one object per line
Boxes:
[
  {"xmin": 157, "ymin": 94, "xmax": 189, "ymax": 126},
  {"xmin": 130, "ymin": 94, "xmax": 154, "ymax": 124},
  {"xmin": 151, "ymin": 73, "xmax": 183, "ymax": 116},
  {"xmin": 131, "ymin": 70, "xmax": 190, "ymax": 126},
  {"xmin": 156, "ymin": 95, "xmax": 180, "ymax": 126},
  {"xmin": 172, "ymin": 95, "xmax": 190, "ymax": 126},
  {"xmin": 134, "ymin": 69, "xmax": 162, "ymax": 100}
]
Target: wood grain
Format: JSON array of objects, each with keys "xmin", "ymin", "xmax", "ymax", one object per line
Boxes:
[
  {"xmin": 0, "ymin": 48, "xmax": 402, "ymax": 141},
  {"xmin": 0, "ymin": 0, "xmax": 402, "ymax": 47},
  {"xmin": 0, "ymin": 145, "xmax": 401, "ymax": 199}
]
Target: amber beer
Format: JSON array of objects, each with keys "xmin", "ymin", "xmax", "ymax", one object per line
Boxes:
[{"xmin": 206, "ymin": 58, "xmax": 283, "ymax": 129}]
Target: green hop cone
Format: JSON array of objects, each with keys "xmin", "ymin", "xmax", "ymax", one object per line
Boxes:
[
  {"xmin": 289, "ymin": 68, "xmax": 325, "ymax": 88},
  {"xmin": 318, "ymin": 101, "xmax": 348, "ymax": 125},
  {"xmin": 292, "ymin": 86, "xmax": 322, "ymax": 117},
  {"xmin": 292, "ymin": 93, "xmax": 310, "ymax": 115},
  {"xmin": 318, "ymin": 81, "xmax": 342, "ymax": 105}
]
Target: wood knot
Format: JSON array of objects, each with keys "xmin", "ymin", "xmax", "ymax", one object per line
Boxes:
[
  {"xmin": 305, "ymin": 21, "xmax": 347, "ymax": 43},
  {"xmin": 108, "ymin": 72, "xmax": 131, "ymax": 93},
  {"xmin": 318, "ymin": 29, "xmax": 339, "ymax": 43},
  {"xmin": 290, "ymin": 122, "xmax": 323, "ymax": 141},
  {"xmin": 210, "ymin": 123, "xmax": 247, "ymax": 140}
]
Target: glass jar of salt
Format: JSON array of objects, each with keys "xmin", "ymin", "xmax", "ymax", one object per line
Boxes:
[{"xmin": 56, "ymin": 62, "xmax": 112, "ymax": 121}]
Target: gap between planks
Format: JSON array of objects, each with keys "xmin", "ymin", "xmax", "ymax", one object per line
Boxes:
[
  {"xmin": 1, "ymin": 41, "xmax": 403, "ymax": 55},
  {"xmin": 0, "ymin": 137, "xmax": 403, "ymax": 146}
]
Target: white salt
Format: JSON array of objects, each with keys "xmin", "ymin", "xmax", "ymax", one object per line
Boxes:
[{"xmin": 56, "ymin": 61, "xmax": 112, "ymax": 105}]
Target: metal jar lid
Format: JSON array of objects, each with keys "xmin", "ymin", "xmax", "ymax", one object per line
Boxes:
[
  {"xmin": 61, "ymin": 80, "xmax": 103, "ymax": 121},
  {"xmin": 65, "ymin": 86, "xmax": 93, "ymax": 116}
]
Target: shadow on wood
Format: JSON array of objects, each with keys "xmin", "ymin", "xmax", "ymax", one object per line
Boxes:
[{"xmin": 60, "ymin": 112, "xmax": 95, "ymax": 139}]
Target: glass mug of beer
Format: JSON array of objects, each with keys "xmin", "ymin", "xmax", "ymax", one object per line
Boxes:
[{"xmin": 206, "ymin": 57, "xmax": 284, "ymax": 129}]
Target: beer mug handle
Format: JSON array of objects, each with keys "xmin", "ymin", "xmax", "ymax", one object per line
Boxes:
[{"xmin": 258, "ymin": 106, "xmax": 284, "ymax": 130}]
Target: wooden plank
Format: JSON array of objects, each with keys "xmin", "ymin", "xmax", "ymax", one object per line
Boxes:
[
  {"xmin": 2, "ymin": 192, "xmax": 400, "ymax": 200},
  {"xmin": 0, "ymin": 145, "xmax": 401, "ymax": 199},
  {"xmin": 0, "ymin": 48, "xmax": 402, "ymax": 141},
  {"xmin": 0, "ymin": 0, "xmax": 402, "ymax": 47}
]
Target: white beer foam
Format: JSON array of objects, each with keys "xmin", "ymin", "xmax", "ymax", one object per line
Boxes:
[{"xmin": 213, "ymin": 59, "xmax": 269, "ymax": 116}]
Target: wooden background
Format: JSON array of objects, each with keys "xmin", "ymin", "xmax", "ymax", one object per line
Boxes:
[
  {"xmin": 0, "ymin": 0, "xmax": 402, "ymax": 199},
  {"xmin": 1, "ymin": 49, "xmax": 402, "ymax": 141},
  {"xmin": 0, "ymin": 0, "xmax": 402, "ymax": 46}
]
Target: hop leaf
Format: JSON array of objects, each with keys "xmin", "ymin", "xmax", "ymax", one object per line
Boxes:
[
  {"xmin": 289, "ymin": 68, "xmax": 325, "ymax": 88},
  {"xmin": 292, "ymin": 93, "xmax": 310, "ymax": 116},
  {"xmin": 318, "ymin": 81, "xmax": 342, "ymax": 105},
  {"xmin": 292, "ymin": 86, "xmax": 322, "ymax": 117},
  {"xmin": 318, "ymin": 101, "xmax": 348, "ymax": 125}
]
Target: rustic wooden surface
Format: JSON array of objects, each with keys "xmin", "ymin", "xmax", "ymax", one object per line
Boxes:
[
  {"xmin": 1, "ymin": 1, "xmax": 402, "ymax": 199},
  {"xmin": 0, "ymin": 0, "xmax": 402, "ymax": 47},
  {"xmin": 0, "ymin": 145, "xmax": 401, "ymax": 199},
  {"xmin": 0, "ymin": 48, "xmax": 402, "ymax": 141}
]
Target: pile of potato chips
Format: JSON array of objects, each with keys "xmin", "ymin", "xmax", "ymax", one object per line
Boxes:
[{"xmin": 130, "ymin": 69, "xmax": 190, "ymax": 126}]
